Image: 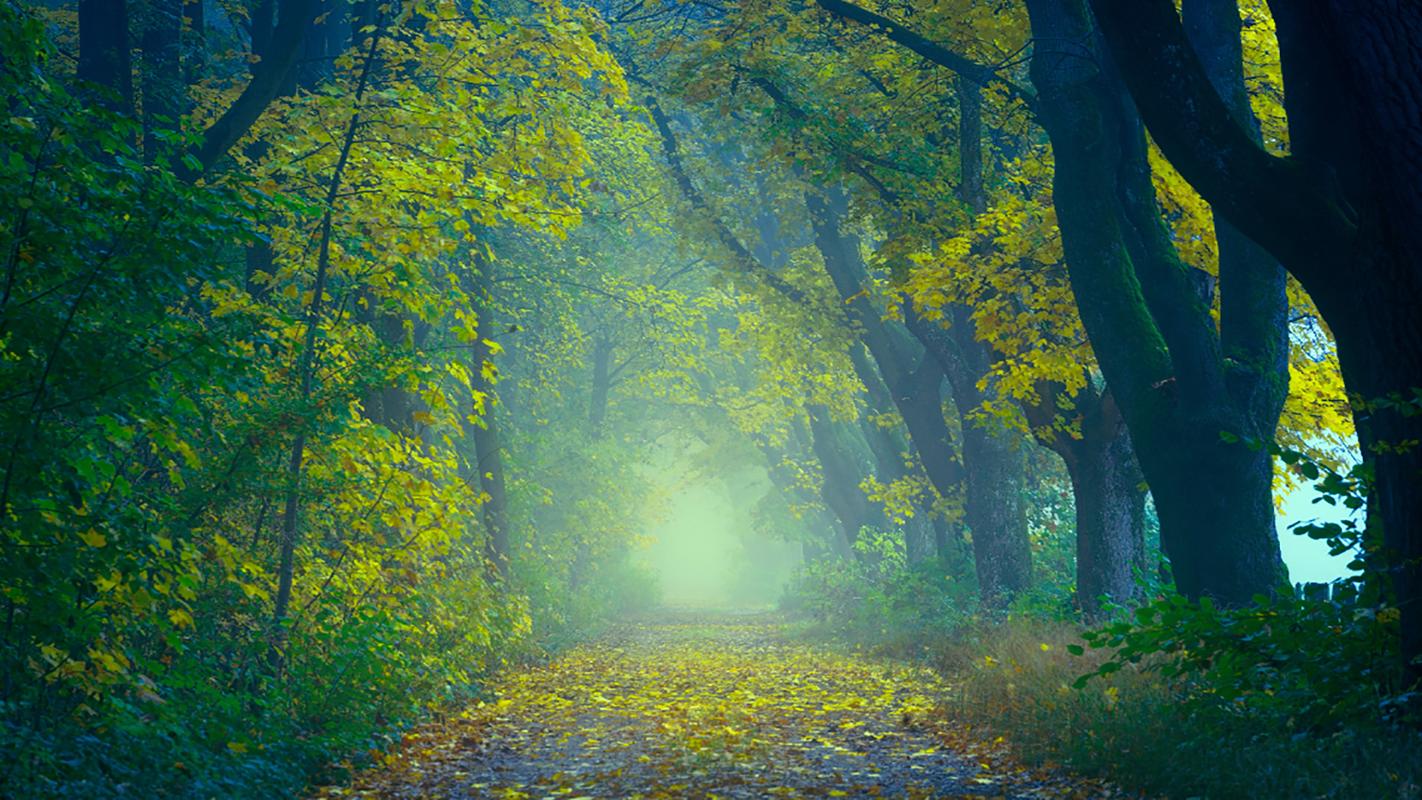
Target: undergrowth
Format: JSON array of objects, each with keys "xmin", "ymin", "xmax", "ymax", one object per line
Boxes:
[{"xmin": 942, "ymin": 618, "xmax": 1421, "ymax": 800}]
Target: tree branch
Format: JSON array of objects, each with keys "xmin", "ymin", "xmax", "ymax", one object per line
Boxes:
[
  {"xmin": 813, "ymin": 0, "xmax": 1038, "ymax": 115},
  {"xmin": 184, "ymin": 0, "xmax": 318, "ymax": 177},
  {"xmin": 1087, "ymin": 0, "xmax": 1356, "ymax": 286},
  {"xmin": 644, "ymin": 94, "xmax": 809, "ymax": 304}
]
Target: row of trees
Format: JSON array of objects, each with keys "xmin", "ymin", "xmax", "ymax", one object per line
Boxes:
[
  {"xmin": 2, "ymin": 0, "xmax": 1417, "ymax": 792},
  {"xmin": 0, "ymin": 0, "xmax": 731, "ymax": 792},
  {"xmin": 599, "ymin": 0, "xmax": 1417, "ymax": 681}
]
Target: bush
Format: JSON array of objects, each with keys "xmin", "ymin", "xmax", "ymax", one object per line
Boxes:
[
  {"xmin": 780, "ymin": 527, "xmax": 978, "ymax": 654},
  {"xmin": 942, "ymin": 619, "xmax": 1422, "ymax": 799}
]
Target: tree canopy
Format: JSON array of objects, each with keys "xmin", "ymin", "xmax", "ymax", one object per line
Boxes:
[{"xmin": 1, "ymin": 0, "xmax": 1418, "ymax": 796}]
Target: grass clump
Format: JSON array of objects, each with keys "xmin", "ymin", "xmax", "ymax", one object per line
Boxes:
[{"xmin": 941, "ymin": 612, "xmax": 1421, "ymax": 800}]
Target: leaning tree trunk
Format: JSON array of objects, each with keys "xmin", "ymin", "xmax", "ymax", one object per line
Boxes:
[
  {"xmin": 806, "ymin": 406, "xmax": 883, "ymax": 554},
  {"xmin": 1025, "ymin": 0, "xmax": 1287, "ymax": 608},
  {"xmin": 849, "ymin": 346, "xmax": 940, "ymax": 563}
]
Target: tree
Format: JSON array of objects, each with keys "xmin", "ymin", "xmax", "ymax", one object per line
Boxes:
[
  {"xmin": 1086, "ymin": 0, "xmax": 1422, "ymax": 685},
  {"xmin": 811, "ymin": 0, "xmax": 1289, "ymax": 606}
]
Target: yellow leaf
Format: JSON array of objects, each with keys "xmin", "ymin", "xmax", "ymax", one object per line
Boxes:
[{"xmin": 79, "ymin": 528, "xmax": 107, "ymax": 548}]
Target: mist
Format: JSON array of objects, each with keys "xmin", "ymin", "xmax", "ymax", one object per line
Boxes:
[{"xmin": 637, "ymin": 433, "xmax": 802, "ymax": 609}]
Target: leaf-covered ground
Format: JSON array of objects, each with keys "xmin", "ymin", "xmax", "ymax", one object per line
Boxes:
[{"xmin": 317, "ymin": 615, "xmax": 1128, "ymax": 799}]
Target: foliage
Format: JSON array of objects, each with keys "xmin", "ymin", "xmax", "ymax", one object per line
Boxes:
[
  {"xmin": 1071, "ymin": 440, "xmax": 1411, "ymax": 732},
  {"xmin": 781, "ymin": 528, "xmax": 979, "ymax": 653},
  {"xmin": 946, "ymin": 620, "xmax": 1422, "ymax": 800},
  {"xmin": 0, "ymin": 0, "xmax": 1395, "ymax": 795},
  {"xmin": 0, "ymin": 1, "xmax": 665, "ymax": 795}
]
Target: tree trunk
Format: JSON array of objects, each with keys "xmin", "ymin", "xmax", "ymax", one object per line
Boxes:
[
  {"xmin": 463, "ymin": 253, "xmax": 510, "ymax": 576},
  {"xmin": 1025, "ymin": 0, "xmax": 1286, "ymax": 607},
  {"xmin": 804, "ymin": 189, "xmax": 965, "ymax": 504},
  {"xmin": 589, "ymin": 335, "xmax": 612, "ymax": 438},
  {"xmin": 1301, "ymin": 1, "xmax": 1422, "ymax": 690},
  {"xmin": 959, "ymin": 421, "xmax": 1032, "ymax": 606},
  {"xmin": 1094, "ymin": 0, "xmax": 1422, "ymax": 683},
  {"xmin": 909, "ymin": 80, "xmax": 1033, "ymax": 605},
  {"xmin": 78, "ymin": 0, "xmax": 132, "ymax": 112},
  {"xmin": 1331, "ymin": 283, "xmax": 1422, "ymax": 688},
  {"xmin": 1064, "ymin": 391, "xmax": 1147, "ymax": 617},
  {"xmin": 807, "ymin": 406, "xmax": 881, "ymax": 554},
  {"xmin": 759, "ymin": 434, "xmax": 849, "ymax": 560},
  {"xmin": 272, "ymin": 22, "xmax": 381, "ymax": 635},
  {"xmin": 848, "ymin": 345, "xmax": 939, "ymax": 562}
]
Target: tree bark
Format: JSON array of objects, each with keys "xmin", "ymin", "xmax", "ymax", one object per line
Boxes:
[
  {"xmin": 806, "ymin": 186, "xmax": 1039, "ymax": 604},
  {"xmin": 848, "ymin": 345, "xmax": 939, "ymax": 563},
  {"xmin": 759, "ymin": 433, "xmax": 850, "ymax": 560},
  {"xmin": 896, "ymin": 81, "xmax": 1033, "ymax": 605},
  {"xmin": 1089, "ymin": 0, "xmax": 1422, "ymax": 683},
  {"xmin": 804, "ymin": 189, "xmax": 965, "ymax": 502},
  {"xmin": 78, "ymin": 0, "xmax": 132, "ymax": 112},
  {"xmin": 907, "ymin": 307, "xmax": 1034, "ymax": 607},
  {"xmin": 807, "ymin": 406, "xmax": 882, "ymax": 554},
  {"xmin": 463, "ymin": 251, "xmax": 511, "ymax": 576},
  {"xmin": 184, "ymin": 0, "xmax": 319, "ymax": 176},
  {"xmin": 1024, "ymin": 0, "xmax": 1287, "ymax": 606},
  {"xmin": 1059, "ymin": 387, "xmax": 1147, "ymax": 616}
]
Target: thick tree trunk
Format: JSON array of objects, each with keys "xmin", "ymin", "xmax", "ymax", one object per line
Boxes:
[
  {"xmin": 959, "ymin": 421, "xmax": 1032, "ymax": 606},
  {"xmin": 1093, "ymin": 0, "xmax": 1422, "ymax": 684},
  {"xmin": 1313, "ymin": 2, "xmax": 1422, "ymax": 689},
  {"xmin": 1331, "ymin": 284, "xmax": 1422, "ymax": 688},
  {"xmin": 78, "ymin": 0, "xmax": 132, "ymax": 112},
  {"xmin": 1025, "ymin": 0, "xmax": 1286, "ymax": 607},
  {"xmin": 1064, "ymin": 397, "xmax": 1146, "ymax": 617},
  {"xmin": 910, "ymin": 310, "xmax": 1034, "ymax": 606}
]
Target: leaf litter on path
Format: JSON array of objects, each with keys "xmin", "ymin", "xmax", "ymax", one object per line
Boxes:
[{"xmin": 315, "ymin": 614, "xmax": 1135, "ymax": 799}]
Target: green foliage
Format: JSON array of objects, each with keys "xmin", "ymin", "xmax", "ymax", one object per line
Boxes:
[
  {"xmin": 1071, "ymin": 442, "xmax": 1412, "ymax": 733},
  {"xmin": 1074, "ymin": 591, "xmax": 1405, "ymax": 728},
  {"xmin": 781, "ymin": 527, "xmax": 977, "ymax": 652},
  {"xmin": 947, "ymin": 620, "xmax": 1422, "ymax": 800},
  {"xmin": 0, "ymin": 2, "xmax": 658, "ymax": 795}
]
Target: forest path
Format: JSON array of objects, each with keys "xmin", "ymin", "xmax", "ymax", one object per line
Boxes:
[{"xmin": 317, "ymin": 613, "xmax": 1119, "ymax": 799}]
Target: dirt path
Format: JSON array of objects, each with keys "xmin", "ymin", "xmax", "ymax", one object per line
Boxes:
[{"xmin": 317, "ymin": 615, "xmax": 1122, "ymax": 799}]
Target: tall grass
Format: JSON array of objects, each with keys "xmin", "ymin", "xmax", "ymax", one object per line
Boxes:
[{"xmin": 938, "ymin": 621, "xmax": 1422, "ymax": 800}]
